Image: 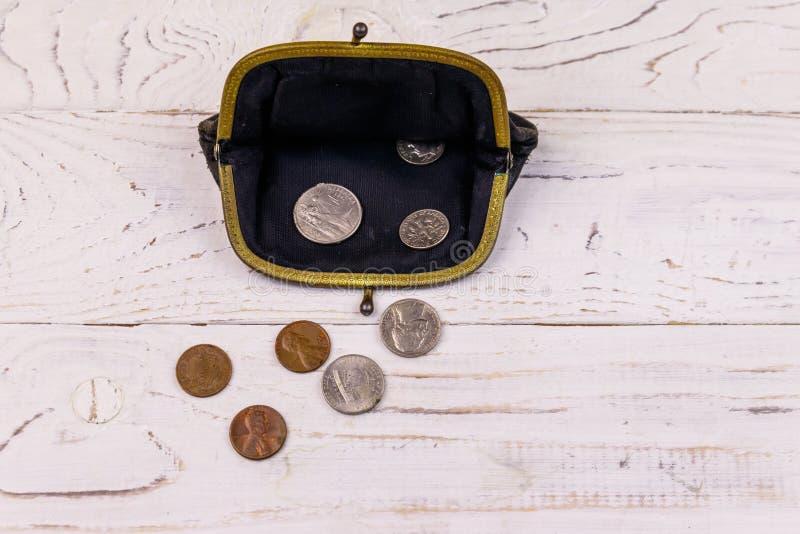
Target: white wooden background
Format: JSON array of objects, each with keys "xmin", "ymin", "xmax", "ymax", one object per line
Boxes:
[{"xmin": 0, "ymin": 0, "xmax": 799, "ymax": 532}]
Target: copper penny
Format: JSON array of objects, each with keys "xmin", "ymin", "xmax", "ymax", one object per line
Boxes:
[
  {"xmin": 229, "ymin": 405, "xmax": 287, "ymax": 460},
  {"xmin": 275, "ymin": 320, "xmax": 331, "ymax": 373},
  {"xmin": 175, "ymin": 344, "xmax": 232, "ymax": 397}
]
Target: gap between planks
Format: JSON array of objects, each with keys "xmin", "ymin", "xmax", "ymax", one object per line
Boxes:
[{"xmin": 2, "ymin": 321, "xmax": 800, "ymax": 327}]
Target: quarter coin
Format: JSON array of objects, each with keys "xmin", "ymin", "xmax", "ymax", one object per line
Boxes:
[
  {"xmin": 176, "ymin": 344, "xmax": 232, "ymax": 397},
  {"xmin": 380, "ymin": 298, "xmax": 442, "ymax": 357},
  {"xmin": 399, "ymin": 209, "xmax": 450, "ymax": 250},
  {"xmin": 293, "ymin": 183, "xmax": 362, "ymax": 244},
  {"xmin": 229, "ymin": 405, "xmax": 287, "ymax": 460},
  {"xmin": 275, "ymin": 320, "xmax": 331, "ymax": 373},
  {"xmin": 396, "ymin": 140, "xmax": 445, "ymax": 165},
  {"xmin": 322, "ymin": 355, "xmax": 385, "ymax": 415}
]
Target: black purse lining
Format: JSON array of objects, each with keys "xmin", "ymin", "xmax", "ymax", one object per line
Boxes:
[{"xmin": 226, "ymin": 57, "xmax": 504, "ymax": 274}]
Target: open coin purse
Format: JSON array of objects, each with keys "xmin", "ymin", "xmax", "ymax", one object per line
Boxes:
[{"xmin": 198, "ymin": 24, "xmax": 538, "ymax": 313}]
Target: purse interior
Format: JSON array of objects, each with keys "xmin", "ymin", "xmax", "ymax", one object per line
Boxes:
[{"xmin": 223, "ymin": 56, "xmax": 507, "ymax": 275}]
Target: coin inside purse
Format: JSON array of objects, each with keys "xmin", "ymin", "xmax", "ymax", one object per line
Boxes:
[{"xmin": 213, "ymin": 43, "xmax": 529, "ymax": 287}]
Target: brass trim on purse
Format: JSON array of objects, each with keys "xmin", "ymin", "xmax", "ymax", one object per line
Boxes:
[{"xmin": 205, "ymin": 24, "xmax": 536, "ymax": 291}]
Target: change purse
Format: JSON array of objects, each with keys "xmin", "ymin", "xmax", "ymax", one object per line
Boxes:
[{"xmin": 198, "ymin": 24, "xmax": 538, "ymax": 314}]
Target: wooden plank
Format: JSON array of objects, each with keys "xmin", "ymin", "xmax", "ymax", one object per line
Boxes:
[
  {"xmin": 0, "ymin": 2, "xmax": 795, "ymax": 532},
  {"xmin": 1, "ymin": 110, "xmax": 798, "ymax": 325},
  {"xmin": 0, "ymin": 323, "xmax": 797, "ymax": 532},
  {"xmin": 0, "ymin": 0, "xmax": 798, "ymax": 112}
]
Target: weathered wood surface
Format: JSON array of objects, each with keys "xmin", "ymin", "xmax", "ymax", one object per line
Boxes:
[
  {"xmin": 0, "ymin": 324, "xmax": 798, "ymax": 532},
  {"xmin": 1, "ymin": 111, "xmax": 798, "ymax": 325},
  {"xmin": 1, "ymin": 1, "xmax": 799, "ymax": 531},
  {"xmin": 0, "ymin": 0, "xmax": 798, "ymax": 112}
]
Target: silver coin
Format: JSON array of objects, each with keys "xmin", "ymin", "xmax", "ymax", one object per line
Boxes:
[
  {"xmin": 322, "ymin": 355, "xmax": 385, "ymax": 415},
  {"xmin": 380, "ymin": 298, "xmax": 441, "ymax": 357},
  {"xmin": 396, "ymin": 140, "xmax": 445, "ymax": 165},
  {"xmin": 399, "ymin": 209, "xmax": 450, "ymax": 250},
  {"xmin": 293, "ymin": 183, "xmax": 362, "ymax": 244}
]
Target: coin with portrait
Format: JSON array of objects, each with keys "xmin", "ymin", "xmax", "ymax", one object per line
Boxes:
[
  {"xmin": 399, "ymin": 209, "xmax": 450, "ymax": 250},
  {"xmin": 229, "ymin": 405, "xmax": 287, "ymax": 460},
  {"xmin": 321, "ymin": 355, "xmax": 385, "ymax": 415},
  {"xmin": 396, "ymin": 140, "xmax": 445, "ymax": 165},
  {"xmin": 293, "ymin": 183, "xmax": 362, "ymax": 244},
  {"xmin": 176, "ymin": 344, "xmax": 232, "ymax": 397},
  {"xmin": 380, "ymin": 298, "xmax": 442, "ymax": 357},
  {"xmin": 275, "ymin": 320, "xmax": 331, "ymax": 373}
]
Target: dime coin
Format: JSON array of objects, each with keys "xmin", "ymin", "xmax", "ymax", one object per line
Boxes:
[
  {"xmin": 380, "ymin": 298, "xmax": 442, "ymax": 357},
  {"xmin": 229, "ymin": 405, "xmax": 287, "ymax": 460},
  {"xmin": 399, "ymin": 209, "xmax": 450, "ymax": 250},
  {"xmin": 396, "ymin": 140, "xmax": 445, "ymax": 165},
  {"xmin": 322, "ymin": 355, "xmax": 385, "ymax": 415},
  {"xmin": 275, "ymin": 320, "xmax": 331, "ymax": 373},
  {"xmin": 176, "ymin": 344, "xmax": 232, "ymax": 397},
  {"xmin": 293, "ymin": 183, "xmax": 362, "ymax": 244}
]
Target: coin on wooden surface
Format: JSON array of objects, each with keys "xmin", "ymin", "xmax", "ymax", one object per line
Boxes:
[
  {"xmin": 396, "ymin": 140, "xmax": 445, "ymax": 165},
  {"xmin": 293, "ymin": 183, "xmax": 362, "ymax": 244},
  {"xmin": 399, "ymin": 209, "xmax": 450, "ymax": 250},
  {"xmin": 275, "ymin": 320, "xmax": 331, "ymax": 373},
  {"xmin": 72, "ymin": 377, "xmax": 123, "ymax": 424},
  {"xmin": 322, "ymin": 355, "xmax": 385, "ymax": 415},
  {"xmin": 380, "ymin": 298, "xmax": 442, "ymax": 357},
  {"xmin": 176, "ymin": 344, "xmax": 232, "ymax": 397},
  {"xmin": 229, "ymin": 405, "xmax": 287, "ymax": 460}
]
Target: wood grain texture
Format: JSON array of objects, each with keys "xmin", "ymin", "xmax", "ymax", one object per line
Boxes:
[
  {"xmin": 0, "ymin": 0, "xmax": 798, "ymax": 112},
  {"xmin": 1, "ymin": 2, "xmax": 799, "ymax": 531},
  {"xmin": 0, "ymin": 323, "xmax": 798, "ymax": 532},
  {"xmin": 1, "ymin": 111, "xmax": 798, "ymax": 325}
]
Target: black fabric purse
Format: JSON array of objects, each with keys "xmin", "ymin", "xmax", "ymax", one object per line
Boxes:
[{"xmin": 198, "ymin": 24, "xmax": 537, "ymax": 313}]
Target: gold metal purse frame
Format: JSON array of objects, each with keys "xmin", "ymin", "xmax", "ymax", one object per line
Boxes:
[{"xmin": 215, "ymin": 40, "xmax": 511, "ymax": 289}]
